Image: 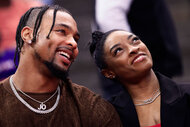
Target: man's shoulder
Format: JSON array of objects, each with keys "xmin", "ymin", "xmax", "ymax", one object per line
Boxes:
[
  {"xmin": 0, "ymin": 78, "xmax": 8, "ymax": 87},
  {"xmin": 68, "ymin": 82, "xmax": 104, "ymax": 105},
  {"xmin": 65, "ymin": 81, "xmax": 122, "ymax": 126},
  {"xmin": 70, "ymin": 82, "xmax": 98, "ymax": 97},
  {"xmin": 0, "ymin": 78, "xmax": 10, "ymax": 100}
]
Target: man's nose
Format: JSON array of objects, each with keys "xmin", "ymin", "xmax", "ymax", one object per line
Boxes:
[{"xmin": 66, "ymin": 37, "xmax": 78, "ymax": 49}]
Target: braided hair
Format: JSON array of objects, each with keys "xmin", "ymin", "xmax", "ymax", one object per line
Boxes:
[{"xmin": 14, "ymin": 5, "xmax": 71, "ymax": 67}]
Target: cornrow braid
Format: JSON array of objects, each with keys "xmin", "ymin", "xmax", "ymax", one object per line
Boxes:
[
  {"xmin": 32, "ymin": 5, "xmax": 49, "ymax": 42},
  {"xmin": 47, "ymin": 5, "xmax": 59, "ymax": 39}
]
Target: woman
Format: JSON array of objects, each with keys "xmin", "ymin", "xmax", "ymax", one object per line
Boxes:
[{"xmin": 89, "ymin": 29, "xmax": 190, "ymax": 127}]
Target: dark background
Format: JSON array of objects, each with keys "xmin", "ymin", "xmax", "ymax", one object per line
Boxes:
[{"xmin": 54, "ymin": 0, "xmax": 190, "ymax": 95}]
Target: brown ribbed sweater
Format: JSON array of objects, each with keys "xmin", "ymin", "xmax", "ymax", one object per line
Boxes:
[{"xmin": 0, "ymin": 77, "xmax": 122, "ymax": 127}]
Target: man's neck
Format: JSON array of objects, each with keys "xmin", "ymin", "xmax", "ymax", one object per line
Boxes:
[{"xmin": 13, "ymin": 64, "xmax": 60, "ymax": 93}]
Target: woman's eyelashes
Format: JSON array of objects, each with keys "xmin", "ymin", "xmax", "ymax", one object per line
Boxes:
[
  {"xmin": 114, "ymin": 47, "xmax": 123, "ymax": 56},
  {"xmin": 131, "ymin": 36, "xmax": 140, "ymax": 44},
  {"xmin": 112, "ymin": 36, "xmax": 140, "ymax": 56}
]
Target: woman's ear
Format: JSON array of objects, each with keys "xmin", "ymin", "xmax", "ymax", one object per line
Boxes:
[
  {"xmin": 101, "ymin": 69, "xmax": 116, "ymax": 79},
  {"xmin": 21, "ymin": 26, "xmax": 33, "ymax": 44}
]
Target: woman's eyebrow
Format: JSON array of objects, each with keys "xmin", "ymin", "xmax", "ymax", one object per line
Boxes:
[
  {"xmin": 110, "ymin": 43, "xmax": 120, "ymax": 53},
  {"xmin": 127, "ymin": 34, "xmax": 133, "ymax": 40}
]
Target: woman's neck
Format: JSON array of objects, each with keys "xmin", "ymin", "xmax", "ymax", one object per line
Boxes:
[{"xmin": 122, "ymin": 70, "xmax": 159, "ymax": 101}]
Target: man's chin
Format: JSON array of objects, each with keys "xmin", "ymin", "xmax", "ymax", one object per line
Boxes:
[
  {"xmin": 44, "ymin": 61, "xmax": 69, "ymax": 81},
  {"xmin": 34, "ymin": 50, "xmax": 69, "ymax": 81}
]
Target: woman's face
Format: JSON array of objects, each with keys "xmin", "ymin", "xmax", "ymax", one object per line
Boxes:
[{"xmin": 103, "ymin": 31, "xmax": 153, "ymax": 81}]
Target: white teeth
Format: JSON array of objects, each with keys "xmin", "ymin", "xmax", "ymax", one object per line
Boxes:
[
  {"xmin": 134, "ymin": 55, "xmax": 144, "ymax": 63},
  {"xmin": 59, "ymin": 51, "xmax": 70, "ymax": 59}
]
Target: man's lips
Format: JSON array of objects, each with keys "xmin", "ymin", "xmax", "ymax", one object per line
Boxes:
[
  {"xmin": 56, "ymin": 47, "xmax": 74, "ymax": 65},
  {"xmin": 131, "ymin": 53, "xmax": 146, "ymax": 64},
  {"xmin": 58, "ymin": 51, "xmax": 70, "ymax": 59}
]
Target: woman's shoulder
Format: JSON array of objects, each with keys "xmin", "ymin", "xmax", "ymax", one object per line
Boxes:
[
  {"xmin": 108, "ymin": 89, "xmax": 133, "ymax": 109},
  {"xmin": 177, "ymin": 82, "xmax": 190, "ymax": 94}
]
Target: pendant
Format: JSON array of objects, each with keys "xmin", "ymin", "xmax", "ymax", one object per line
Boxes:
[{"xmin": 38, "ymin": 103, "xmax": 47, "ymax": 110}]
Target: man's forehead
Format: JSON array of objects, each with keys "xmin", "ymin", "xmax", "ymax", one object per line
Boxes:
[
  {"xmin": 44, "ymin": 9, "xmax": 72, "ymax": 20},
  {"xmin": 40, "ymin": 9, "xmax": 78, "ymax": 34},
  {"xmin": 43, "ymin": 9, "xmax": 76, "ymax": 27}
]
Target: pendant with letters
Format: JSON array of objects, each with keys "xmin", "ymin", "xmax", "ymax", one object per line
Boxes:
[{"xmin": 38, "ymin": 103, "xmax": 46, "ymax": 110}]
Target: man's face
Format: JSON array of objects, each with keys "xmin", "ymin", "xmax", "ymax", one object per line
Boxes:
[{"xmin": 32, "ymin": 9, "xmax": 79, "ymax": 79}]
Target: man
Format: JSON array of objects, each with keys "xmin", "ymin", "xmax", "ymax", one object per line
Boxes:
[{"xmin": 0, "ymin": 5, "xmax": 122, "ymax": 127}]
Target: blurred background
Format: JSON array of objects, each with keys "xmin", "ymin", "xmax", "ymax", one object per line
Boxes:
[{"xmin": 0, "ymin": 0, "xmax": 189, "ymax": 96}]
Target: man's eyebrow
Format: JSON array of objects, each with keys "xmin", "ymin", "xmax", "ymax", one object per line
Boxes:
[
  {"xmin": 55, "ymin": 23, "xmax": 71, "ymax": 30},
  {"xmin": 127, "ymin": 34, "xmax": 133, "ymax": 40},
  {"xmin": 110, "ymin": 43, "xmax": 120, "ymax": 53},
  {"xmin": 55, "ymin": 23, "xmax": 80, "ymax": 38}
]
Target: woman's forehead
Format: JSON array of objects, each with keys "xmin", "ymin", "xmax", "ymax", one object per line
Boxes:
[
  {"xmin": 105, "ymin": 31, "xmax": 131, "ymax": 44},
  {"xmin": 107, "ymin": 31, "xmax": 132, "ymax": 41}
]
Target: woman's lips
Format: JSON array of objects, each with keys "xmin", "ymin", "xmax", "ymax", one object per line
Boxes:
[{"xmin": 132, "ymin": 54, "xmax": 146, "ymax": 64}]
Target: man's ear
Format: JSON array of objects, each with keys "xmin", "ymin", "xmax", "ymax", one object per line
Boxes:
[
  {"xmin": 101, "ymin": 69, "xmax": 116, "ymax": 79},
  {"xmin": 21, "ymin": 26, "xmax": 33, "ymax": 44}
]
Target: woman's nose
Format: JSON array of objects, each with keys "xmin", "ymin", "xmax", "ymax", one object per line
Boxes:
[{"xmin": 129, "ymin": 45, "xmax": 139, "ymax": 55}]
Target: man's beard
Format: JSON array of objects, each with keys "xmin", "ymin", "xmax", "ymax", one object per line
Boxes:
[
  {"xmin": 34, "ymin": 50, "xmax": 69, "ymax": 81},
  {"xmin": 44, "ymin": 60, "xmax": 69, "ymax": 81}
]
